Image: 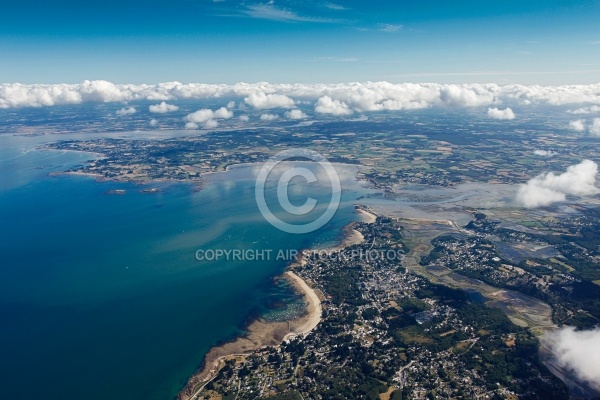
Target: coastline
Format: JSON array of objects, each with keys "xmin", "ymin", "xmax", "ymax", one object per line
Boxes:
[
  {"xmin": 177, "ymin": 207, "xmax": 377, "ymax": 400},
  {"xmin": 177, "ymin": 272, "xmax": 323, "ymax": 400},
  {"xmin": 282, "ymin": 271, "xmax": 322, "ymax": 342}
]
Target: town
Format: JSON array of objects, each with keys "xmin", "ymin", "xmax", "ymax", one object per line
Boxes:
[{"xmin": 195, "ymin": 216, "xmax": 567, "ymax": 400}]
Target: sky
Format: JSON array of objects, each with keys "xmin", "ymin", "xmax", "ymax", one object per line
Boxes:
[{"xmin": 1, "ymin": 0, "xmax": 600, "ymax": 84}]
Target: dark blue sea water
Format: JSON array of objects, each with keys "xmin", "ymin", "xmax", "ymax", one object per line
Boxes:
[{"xmin": 0, "ymin": 133, "xmax": 366, "ymax": 400}]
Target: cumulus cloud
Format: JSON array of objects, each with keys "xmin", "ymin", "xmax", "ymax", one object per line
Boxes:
[
  {"xmin": 544, "ymin": 327, "xmax": 600, "ymax": 391},
  {"xmin": 487, "ymin": 107, "xmax": 515, "ymax": 120},
  {"xmin": 259, "ymin": 113, "xmax": 279, "ymax": 121},
  {"xmin": 227, "ymin": 101, "xmax": 235, "ymax": 109},
  {"xmin": 439, "ymin": 84, "xmax": 497, "ymax": 107},
  {"xmin": 244, "ymin": 92, "xmax": 295, "ymax": 109},
  {"xmin": 569, "ymin": 119, "xmax": 586, "ymax": 132},
  {"xmin": 203, "ymin": 119, "xmax": 219, "ymax": 129},
  {"xmin": 149, "ymin": 101, "xmax": 179, "ymax": 113},
  {"xmin": 239, "ymin": 115, "xmax": 250, "ymax": 122},
  {"xmin": 214, "ymin": 107, "xmax": 234, "ymax": 119},
  {"xmin": 315, "ymin": 96, "xmax": 353, "ymax": 115},
  {"xmin": 285, "ymin": 109, "xmax": 308, "ymax": 119},
  {"xmin": 533, "ymin": 149, "xmax": 556, "ymax": 157},
  {"xmin": 185, "ymin": 107, "xmax": 233, "ymax": 129},
  {"xmin": 149, "ymin": 119, "xmax": 158, "ymax": 127},
  {"xmin": 186, "ymin": 109, "xmax": 214, "ymax": 124},
  {"xmin": 515, "ymin": 160, "xmax": 599, "ymax": 208},
  {"xmin": 2, "ymin": 81, "xmax": 600, "ymax": 112},
  {"xmin": 570, "ymin": 118, "xmax": 600, "ymax": 136},
  {"xmin": 116, "ymin": 106, "xmax": 136, "ymax": 116}
]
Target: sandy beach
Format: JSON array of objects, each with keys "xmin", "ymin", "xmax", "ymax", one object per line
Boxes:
[
  {"xmin": 326, "ymin": 208, "xmax": 377, "ymax": 251},
  {"xmin": 178, "ymin": 271, "xmax": 323, "ymax": 400},
  {"xmin": 177, "ymin": 207, "xmax": 376, "ymax": 400},
  {"xmin": 328, "ymin": 225, "xmax": 365, "ymax": 251},
  {"xmin": 357, "ymin": 208, "xmax": 377, "ymax": 224},
  {"xmin": 177, "ymin": 317, "xmax": 291, "ymax": 400},
  {"xmin": 283, "ymin": 271, "xmax": 322, "ymax": 341}
]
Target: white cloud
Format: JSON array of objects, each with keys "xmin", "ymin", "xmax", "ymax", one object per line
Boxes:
[
  {"xmin": 116, "ymin": 106, "xmax": 136, "ymax": 116},
  {"xmin": 285, "ymin": 109, "xmax": 308, "ymax": 119},
  {"xmin": 487, "ymin": 107, "xmax": 515, "ymax": 120},
  {"xmin": 227, "ymin": 101, "xmax": 235, "ymax": 109},
  {"xmin": 204, "ymin": 119, "xmax": 219, "ymax": 129},
  {"xmin": 149, "ymin": 101, "xmax": 179, "ymax": 113},
  {"xmin": 259, "ymin": 113, "xmax": 279, "ymax": 121},
  {"xmin": 185, "ymin": 107, "xmax": 233, "ymax": 129},
  {"xmin": 543, "ymin": 327, "xmax": 600, "ymax": 391},
  {"xmin": 568, "ymin": 105, "xmax": 600, "ymax": 114},
  {"xmin": 570, "ymin": 118, "xmax": 600, "ymax": 136},
  {"xmin": 515, "ymin": 160, "xmax": 599, "ymax": 208},
  {"xmin": 214, "ymin": 107, "xmax": 234, "ymax": 119},
  {"xmin": 2, "ymin": 81, "xmax": 600, "ymax": 112},
  {"xmin": 244, "ymin": 92, "xmax": 295, "ymax": 109},
  {"xmin": 239, "ymin": 115, "xmax": 250, "ymax": 122},
  {"xmin": 81, "ymin": 80, "xmax": 132, "ymax": 103},
  {"xmin": 533, "ymin": 149, "xmax": 556, "ymax": 157},
  {"xmin": 439, "ymin": 85, "xmax": 496, "ymax": 107},
  {"xmin": 315, "ymin": 96, "xmax": 353, "ymax": 115},
  {"xmin": 325, "ymin": 2, "xmax": 347, "ymax": 10},
  {"xmin": 149, "ymin": 119, "xmax": 158, "ymax": 126},
  {"xmin": 569, "ymin": 119, "xmax": 586, "ymax": 132},
  {"xmin": 186, "ymin": 109, "xmax": 214, "ymax": 124},
  {"xmin": 240, "ymin": 4, "xmax": 338, "ymax": 23},
  {"xmin": 378, "ymin": 23, "xmax": 403, "ymax": 33}
]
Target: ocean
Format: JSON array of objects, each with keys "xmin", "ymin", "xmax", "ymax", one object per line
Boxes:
[{"xmin": 0, "ymin": 132, "xmax": 367, "ymax": 400}]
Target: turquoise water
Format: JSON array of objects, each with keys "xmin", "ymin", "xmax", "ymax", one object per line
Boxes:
[{"xmin": 0, "ymin": 133, "xmax": 364, "ymax": 400}]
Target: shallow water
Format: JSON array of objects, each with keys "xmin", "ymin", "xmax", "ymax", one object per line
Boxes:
[{"xmin": 0, "ymin": 132, "xmax": 370, "ymax": 400}]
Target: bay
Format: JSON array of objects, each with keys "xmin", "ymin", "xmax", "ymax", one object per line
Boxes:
[{"xmin": 0, "ymin": 133, "xmax": 368, "ymax": 400}]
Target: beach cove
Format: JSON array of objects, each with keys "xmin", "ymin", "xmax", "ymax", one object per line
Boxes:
[{"xmin": 178, "ymin": 208, "xmax": 377, "ymax": 400}]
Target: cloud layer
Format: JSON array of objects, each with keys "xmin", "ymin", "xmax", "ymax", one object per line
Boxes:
[
  {"xmin": 568, "ymin": 105, "xmax": 600, "ymax": 114},
  {"xmin": 544, "ymin": 327, "xmax": 600, "ymax": 391},
  {"xmin": 516, "ymin": 160, "xmax": 599, "ymax": 208},
  {"xmin": 244, "ymin": 92, "xmax": 295, "ymax": 109},
  {"xmin": 2, "ymin": 81, "xmax": 600, "ymax": 111}
]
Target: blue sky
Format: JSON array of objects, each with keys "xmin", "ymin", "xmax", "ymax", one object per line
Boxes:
[{"xmin": 1, "ymin": 0, "xmax": 600, "ymax": 84}]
